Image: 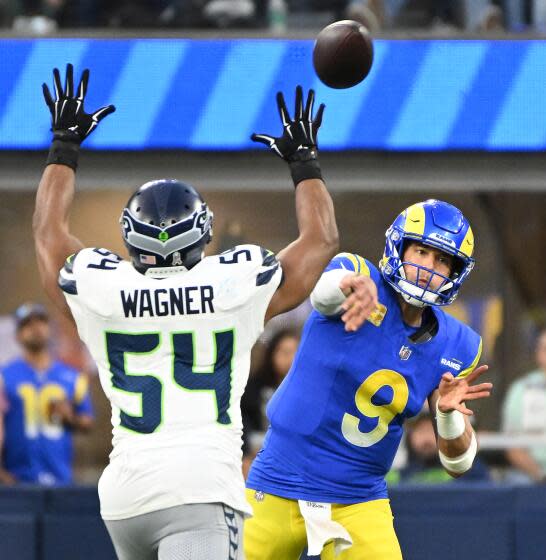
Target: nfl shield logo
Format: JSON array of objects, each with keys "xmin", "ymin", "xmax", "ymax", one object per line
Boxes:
[
  {"xmin": 399, "ymin": 346, "xmax": 412, "ymax": 360},
  {"xmin": 254, "ymin": 491, "xmax": 265, "ymax": 502}
]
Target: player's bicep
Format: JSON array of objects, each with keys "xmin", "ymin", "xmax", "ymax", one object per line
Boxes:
[
  {"xmin": 51, "ymin": 253, "xmax": 81, "ymax": 322},
  {"xmin": 36, "ymin": 232, "xmax": 83, "ymax": 320},
  {"xmin": 266, "ymin": 239, "xmax": 331, "ymax": 320}
]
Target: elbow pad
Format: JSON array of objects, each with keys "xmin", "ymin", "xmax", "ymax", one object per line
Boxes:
[
  {"xmin": 310, "ymin": 269, "xmax": 352, "ymax": 316},
  {"xmin": 439, "ymin": 432, "xmax": 477, "ymax": 474}
]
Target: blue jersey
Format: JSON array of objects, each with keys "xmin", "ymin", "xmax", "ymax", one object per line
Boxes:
[
  {"xmin": 0, "ymin": 358, "xmax": 93, "ymax": 485},
  {"xmin": 247, "ymin": 253, "xmax": 482, "ymax": 503}
]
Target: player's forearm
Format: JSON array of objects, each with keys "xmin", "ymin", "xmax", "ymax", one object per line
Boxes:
[
  {"xmin": 58, "ymin": 411, "xmax": 93, "ymax": 433},
  {"xmin": 436, "ymin": 406, "xmax": 477, "ymax": 477},
  {"xmin": 34, "ymin": 164, "xmax": 76, "ymax": 240},
  {"xmin": 294, "ymin": 178, "xmax": 338, "ymax": 255},
  {"xmin": 266, "ymin": 179, "xmax": 338, "ymax": 319},
  {"xmin": 33, "ymin": 164, "xmax": 84, "ymax": 314},
  {"xmin": 438, "ymin": 423, "xmax": 473, "ymax": 457},
  {"xmin": 283, "ymin": 178, "xmax": 339, "ymax": 297},
  {"xmin": 69, "ymin": 414, "xmax": 94, "ymax": 433},
  {"xmin": 506, "ymin": 448, "xmax": 544, "ymax": 481}
]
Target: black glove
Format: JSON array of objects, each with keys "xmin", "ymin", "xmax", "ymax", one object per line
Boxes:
[
  {"xmin": 252, "ymin": 85, "xmax": 325, "ymax": 187},
  {"xmin": 43, "ymin": 63, "xmax": 115, "ymax": 170}
]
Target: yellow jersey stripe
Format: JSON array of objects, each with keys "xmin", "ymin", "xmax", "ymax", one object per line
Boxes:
[
  {"xmin": 338, "ymin": 252, "xmax": 360, "ymax": 273},
  {"xmin": 458, "ymin": 338, "xmax": 482, "ymax": 379},
  {"xmin": 356, "ymin": 256, "xmax": 370, "ymax": 276}
]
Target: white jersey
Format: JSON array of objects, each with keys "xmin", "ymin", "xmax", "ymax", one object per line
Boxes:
[{"xmin": 59, "ymin": 244, "xmax": 282, "ymax": 520}]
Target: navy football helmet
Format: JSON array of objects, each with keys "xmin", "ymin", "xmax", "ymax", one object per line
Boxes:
[
  {"xmin": 380, "ymin": 200, "xmax": 475, "ymax": 307},
  {"xmin": 120, "ymin": 179, "xmax": 213, "ymax": 274}
]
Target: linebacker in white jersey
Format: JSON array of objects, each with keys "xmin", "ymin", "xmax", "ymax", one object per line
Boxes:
[{"xmin": 33, "ymin": 65, "xmax": 338, "ymax": 560}]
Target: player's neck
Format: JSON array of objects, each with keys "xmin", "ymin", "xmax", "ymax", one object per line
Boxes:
[
  {"xmin": 397, "ymin": 296, "xmax": 425, "ymax": 327},
  {"xmin": 23, "ymin": 350, "xmax": 52, "ymax": 372}
]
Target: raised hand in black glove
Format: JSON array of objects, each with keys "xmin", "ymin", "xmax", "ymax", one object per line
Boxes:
[
  {"xmin": 252, "ymin": 85, "xmax": 325, "ymax": 187},
  {"xmin": 43, "ymin": 63, "xmax": 116, "ymax": 170}
]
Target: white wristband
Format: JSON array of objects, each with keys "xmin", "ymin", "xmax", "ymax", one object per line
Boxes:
[
  {"xmin": 438, "ymin": 432, "xmax": 477, "ymax": 474},
  {"xmin": 435, "ymin": 400, "xmax": 466, "ymax": 440}
]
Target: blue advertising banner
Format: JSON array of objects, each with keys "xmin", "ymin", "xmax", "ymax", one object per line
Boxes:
[{"xmin": 0, "ymin": 38, "xmax": 543, "ymax": 151}]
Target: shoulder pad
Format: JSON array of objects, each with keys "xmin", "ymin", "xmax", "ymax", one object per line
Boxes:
[
  {"xmin": 76, "ymin": 247, "xmax": 123, "ymax": 271},
  {"xmin": 217, "ymin": 244, "xmax": 269, "ymax": 265},
  {"xmin": 325, "ymin": 252, "xmax": 374, "ymax": 276},
  {"xmin": 58, "ymin": 251, "xmax": 81, "ymax": 295},
  {"xmin": 216, "ymin": 245, "xmax": 280, "ymax": 284},
  {"xmin": 441, "ymin": 315, "xmax": 482, "ymax": 378},
  {"xmin": 58, "ymin": 248, "xmax": 123, "ymax": 296}
]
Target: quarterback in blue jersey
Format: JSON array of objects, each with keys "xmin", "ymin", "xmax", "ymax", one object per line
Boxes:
[
  {"xmin": 245, "ymin": 200, "xmax": 493, "ymax": 560},
  {"xmin": 0, "ymin": 303, "xmax": 94, "ymax": 485}
]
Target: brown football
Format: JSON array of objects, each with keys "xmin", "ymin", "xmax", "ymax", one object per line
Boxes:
[{"xmin": 313, "ymin": 20, "xmax": 374, "ymax": 89}]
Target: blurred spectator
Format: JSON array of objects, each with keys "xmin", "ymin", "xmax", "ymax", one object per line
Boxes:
[
  {"xmin": 345, "ymin": 0, "xmax": 506, "ymax": 31},
  {"xmin": 241, "ymin": 327, "xmax": 299, "ymax": 476},
  {"xmin": 6, "ymin": 0, "xmax": 104, "ymax": 30},
  {"xmin": 502, "ymin": 327, "xmax": 546, "ymax": 484},
  {"xmin": 217, "ymin": 219, "xmax": 247, "ymax": 253},
  {"xmin": 11, "ymin": 0, "xmax": 60, "ymax": 33},
  {"xmin": 345, "ymin": 0, "xmax": 394, "ymax": 31},
  {"xmin": 0, "ymin": 303, "xmax": 93, "ymax": 486},
  {"xmin": 399, "ymin": 412, "xmax": 490, "ymax": 483}
]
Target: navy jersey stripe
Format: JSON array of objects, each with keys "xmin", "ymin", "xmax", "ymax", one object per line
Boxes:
[
  {"xmin": 58, "ymin": 276, "xmax": 78, "ymax": 295},
  {"xmin": 256, "ymin": 264, "xmax": 280, "ymax": 286}
]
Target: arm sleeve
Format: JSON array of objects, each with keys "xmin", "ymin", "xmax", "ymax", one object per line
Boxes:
[{"xmin": 311, "ymin": 252, "xmax": 370, "ymax": 317}]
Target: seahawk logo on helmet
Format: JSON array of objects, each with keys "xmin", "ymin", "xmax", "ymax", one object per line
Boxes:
[
  {"xmin": 379, "ymin": 199, "xmax": 475, "ymax": 307},
  {"xmin": 120, "ymin": 179, "xmax": 213, "ymax": 274}
]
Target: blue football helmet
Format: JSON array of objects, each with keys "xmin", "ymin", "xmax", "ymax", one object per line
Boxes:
[
  {"xmin": 379, "ymin": 200, "xmax": 475, "ymax": 307},
  {"xmin": 120, "ymin": 179, "xmax": 213, "ymax": 274}
]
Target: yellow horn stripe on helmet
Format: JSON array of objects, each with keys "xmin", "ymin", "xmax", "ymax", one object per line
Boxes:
[
  {"xmin": 404, "ymin": 203, "xmax": 426, "ymax": 236},
  {"xmin": 460, "ymin": 226, "xmax": 474, "ymax": 258}
]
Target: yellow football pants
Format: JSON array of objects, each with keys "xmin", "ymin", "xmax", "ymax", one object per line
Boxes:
[{"xmin": 244, "ymin": 489, "xmax": 403, "ymax": 560}]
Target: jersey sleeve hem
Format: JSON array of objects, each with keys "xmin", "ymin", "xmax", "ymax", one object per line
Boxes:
[
  {"xmin": 457, "ymin": 338, "xmax": 482, "ymax": 379},
  {"xmin": 58, "ymin": 252, "xmax": 80, "ymax": 295}
]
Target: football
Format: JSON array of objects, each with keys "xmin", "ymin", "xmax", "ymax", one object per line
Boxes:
[{"xmin": 313, "ymin": 20, "xmax": 374, "ymax": 89}]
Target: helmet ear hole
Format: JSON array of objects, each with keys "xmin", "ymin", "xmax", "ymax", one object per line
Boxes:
[
  {"xmin": 451, "ymin": 257, "xmax": 465, "ymax": 278},
  {"xmin": 400, "ymin": 239, "xmax": 410, "ymax": 260}
]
